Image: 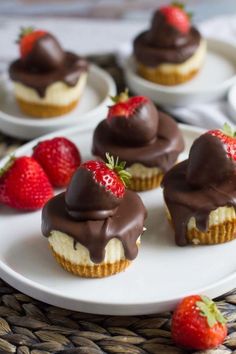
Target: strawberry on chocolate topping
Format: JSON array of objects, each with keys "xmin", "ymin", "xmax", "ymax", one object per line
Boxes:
[
  {"xmin": 208, "ymin": 123, "xmax": 236, "ymax": 161},
  {"xmin": 107, "ymin": 90, "xmax": 159, "ymax": 146},
  {"xmin": 65, "ymin": 154, "xmax": 131, "ymax": 220},
  {"xmin": 17, "ymin": 26, "xmax": 65, "ymax": 71},
  {"xmin": 159, "ymin": 2, "xmax": 191, "ymax": 34}
]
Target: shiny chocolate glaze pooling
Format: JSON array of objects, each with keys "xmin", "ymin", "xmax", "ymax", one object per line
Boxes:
[
  {"xmin": 92, "ymin": 111, "xmax": 185, "ymax": 172},
  {"xmin": 162, "ymin": 134, "xmax": 236, "ymax": 246},
  {"xmin": 133, "ymin": 10, "xmax": 201, "ymax": 66},
  {"xmin": 42, "ymin": 190, "xmax": 147, "ymax": 264},
  {"xmin": 9, "ymin": 34, "xmax": 88, "ymax": 97}
]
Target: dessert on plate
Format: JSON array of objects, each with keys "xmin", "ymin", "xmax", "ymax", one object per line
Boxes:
[
  {"xmin": 133, "ymin": 3, "xmax": 206, "ymax": 85},
  {"xmin": 162, "ymin": 124, "xmax": 236, "ymax": 246},
  {"xmin": 92, "ymin": 91, "xmax": 185, "ymax": 191},
  {"xmin": 42, "ymin": 155, "xmax": 147, "ymax": 278},
  {"xmin": 9, "ymin": 27, "xmax": 88, "ymax": 118}
]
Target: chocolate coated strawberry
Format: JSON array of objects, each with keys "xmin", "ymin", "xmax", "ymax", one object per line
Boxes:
[
  {"xmin": 65, "ymin": 154, "xmax": 131, "ymax": 220},
  {"xmin": 17, "ymin": 27, "xmax": 65, "ymax": 71},
  {"xmin": 107, "ymin": 90, "xmax": 158, "ymax": 146}
]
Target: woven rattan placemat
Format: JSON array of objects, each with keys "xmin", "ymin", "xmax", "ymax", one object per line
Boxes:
[{"xmin": 0, "ymin": 55, "xmax": 235, "ymax": 354}]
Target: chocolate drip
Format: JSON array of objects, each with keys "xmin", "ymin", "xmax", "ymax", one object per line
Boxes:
[
  {"xmin": 133, "ymin": 8, "xmax": 201, "ymax": 67},
  {"xmin": 162, "ymin": 134, "xmax": 236, "ymax": 246},
  {"xmin": 92, "ymin": 112, "xmax": 184, "ymax": 172},
  {"xmin": 42, "ymin": 191, "xmax": 146, "ymax": 263},
  {"xmin": 9, "ymin": 52, "xmax": 88, "ymax": 97},
  {"xmin": 107, "ymin": 100, "xmax": 159, "ymax": 146},
  {"xmin": 65, "ymin": 167, "xmax": 121, "ymax": 221}
]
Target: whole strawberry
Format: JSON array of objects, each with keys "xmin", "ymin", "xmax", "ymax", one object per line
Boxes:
[
  {"xmin": 0, "ymin": 156, "xmax": 53, "ymax": 210},
  {"xmin": 17, "ymin": 27, "xmax": 65, "ymax": 70},
  {"xmin": 33, "ymin": 137, "xmax": 81, "ymax": 188},
  {"xmin": 160, "ymin": 3, "xmax": 191, "ymax": 34},
  {"xmin": 17, "ymin": 27, "xmax": 48, "ymax": 60},
  {"xmin": 107, "ymin": 90, "xmax": 158, "ymax": 145},
  {"xmin": 208, "ymin": 123, "xmax": 236, "ymax": 161},
  {"xmin": 65, "ymin": 154, "xmax": 131, "ymax": 220},
  {"xmin": 172, "ymin": 295, "xmax": 227, "ymax": 350}
]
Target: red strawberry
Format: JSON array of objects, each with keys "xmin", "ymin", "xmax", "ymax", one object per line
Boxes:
[
  {"xmin": 107, "ymin": 90, "xmax": 148, "ymax": 120},
  {"xmin": 207, "ymin": 123, "xmax": 236, "ymax": 161},
  {"xmin": 81, "ymin": 154, "xmax": 131, "ymax": 198},
  {"xmin": 0, "ymin": 156, "xmax": 53, "ymax": 210},
  {"xmin": 160, "ymin": 3, "xmax": 190, "ymax": 34},
  {"xmin": 17, "ymin": 27, "xmax": 48, "ymax": 59},
  {"xmin": 33, "ymin": 137, "xmax": 81, "ymax": 188},
  {"xmin": 172, "ymin": 295, "xmax": 227, "ymax": 350}
]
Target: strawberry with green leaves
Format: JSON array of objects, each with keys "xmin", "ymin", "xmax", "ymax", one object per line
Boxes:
[
  {"xmin": 172, "ymin": 295, "xmax": 227, "ymax": 350},
  {"xmin": 0, "ymin": 156, "xmax": 53, "ymax": 210},
  {"xmin": 207, "ymin": 123, "xmax": 236, "ymax": 162},
  {"xmin": 17, "ymin": 27, "xmax": 48, "ymax": 60},
  {"xmin": 65, "ymin": 154, "xmax": 131, "ymax": 220},
  {"xmin": 159, "ymin": 2, "xmax": 191, "ymax": 34}
]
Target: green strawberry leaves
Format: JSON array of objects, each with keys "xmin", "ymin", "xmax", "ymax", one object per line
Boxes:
[
  {"xmin": 0, "ymin": 156, "xmax": 15, "ymax": 178},
  {"xmin": 110, "ymin": 88, "xmax": 129, "ymax": 104},
  {"xmin": 105, "ymin": 153, "xmax": 131, "ymax": 187},
  {"xmin": 16, "ymin": 26, "xmax": 35, "ymax": 44},
  {"xmin": 196, "ymin": 295, "xmax": 226, "ymax": 328},
  {"xmin": 222, "ymin": 122, "xmax": 236, "ymax": 137}
]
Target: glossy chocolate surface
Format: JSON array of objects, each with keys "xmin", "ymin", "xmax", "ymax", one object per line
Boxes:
[
  {"xmin": 107, "ymin": 99, "xmax": 159, "ymax": 146},
  {"xmin": 9, "ymin": 34, "xmax": 88, "ymax": 97},
  {"xmin": 92, "ymin": 111, "xmax": 185, "ymax": 172},
  {"xmin": 133, "ymin": 10, "xmax": 201, "ymax": 66},
  {"xmin": 42, "ymin": 190, "xmax": 146, "ymax": 264},
  {"xmin": 65, "ymin": 167, "xmax": 122, "ymax": 221},
  {"xmin": 162, "ymin": 134, "xmax": 236, "ymax": 246}
]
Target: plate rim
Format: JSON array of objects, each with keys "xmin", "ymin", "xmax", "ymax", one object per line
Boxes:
[
  {"xmin": 1, "ymin": 122, "xmax": 236, "ymax": 315},
  {"xmin": 124, "ymin": 37, "xmax": 236, "ymax": 96},
  {"xmin": 0, "ymin": 64, "xmax": 116, "ymax": 127}
]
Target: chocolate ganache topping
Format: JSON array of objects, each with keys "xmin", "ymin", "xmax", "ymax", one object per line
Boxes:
[
  {"xmin": 162, "ymin": 133, "xmax": 236, "ymax": 246},
  {"xmin": 133, "ymin": 10, "xmax": 201, "ymax": 66},
  {"xmin": 9, "ymin": 33, "xmax": 88, "ymax": 97},
  {"xmin": 92, "ymin": 109, "xmax": 185, "ymax": 172},
  {"xmin": 42, "ymin": 164, "xmax": 147, "ymax": 264}
]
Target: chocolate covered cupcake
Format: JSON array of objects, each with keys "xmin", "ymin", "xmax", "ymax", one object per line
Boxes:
[
  {"xmin": 92, "ymin": 91, "xmax": 185, "ymax": 191},
  {"xmin": 9, "ymin": 27, "xmax": 88, "ymax": 118},
  {"xmin": 133, "ymin": 3, "xmax": 206, "ymax": 85},
  {"xmin": 42, "ymin": 156, "xmax": 146, "ymax": 278},
  {"xmin": 162, "ymin": 125, "xmax": 236, "ymax": 246}
]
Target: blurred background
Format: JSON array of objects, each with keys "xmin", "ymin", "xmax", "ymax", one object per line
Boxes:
[{"xmin": 0, "ymin": 0, "xmax": 236, "ymax": 22}]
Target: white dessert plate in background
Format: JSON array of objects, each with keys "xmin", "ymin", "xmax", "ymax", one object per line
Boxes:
[
  {"xmin": 1, "ymin": 123, "xmax": 236, "ymax": 315},
  {"xmin": 0, "ymin": 64, "xmax": 116, "ymax": 140},
  {"xmin": 227, "ymin": 83, "xmax": 236, "ymax": 121},
  {"xmin": 124, "ymin": 38, "xmax": 236, "ymax": 107}
]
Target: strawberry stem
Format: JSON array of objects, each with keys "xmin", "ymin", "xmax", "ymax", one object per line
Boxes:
[
  {"xmin": 222, "ymin": 122, "xmax": 236, "ymax": 137},
  {"xmin": 105, "ymin": 153, "xmax": 131, "ymax": 187},
  {"xmin": 110, "ymin": 88, "xmax": 129, "ymax": 104},
  {"xmin": 196, "ymin": 295, "xmax": 226, "ymax": 328},
  {"xmin": 0, "ymin": 156, "xmax": 15, "ymax": 178},
  {"xmin": 16, "ymin": 26, "xmax": 35, "ymax": 44},
  {"xmin": 171, "ymin": 2, "xmax": 193, "ymax": 19}
]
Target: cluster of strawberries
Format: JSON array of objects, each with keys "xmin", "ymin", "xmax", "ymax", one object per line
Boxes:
[{"xmin": 0, "ymin": 137, "xmax": 81, "ymax": 210}]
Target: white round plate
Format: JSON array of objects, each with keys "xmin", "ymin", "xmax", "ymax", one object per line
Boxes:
[
  {"xmin": 124, "ymin": 38, "xmax": 236, "ymax": 107},
  {"xmin": 1, "ymin": 123, "xmax": 236, "ymax": 316},
  {"xmin": 0, "ymin": 64, "xmax": 116, "ymax": 140},
  {"xmin": 227, "ymin": 84, "xmax": 236, "ymax": 122}
]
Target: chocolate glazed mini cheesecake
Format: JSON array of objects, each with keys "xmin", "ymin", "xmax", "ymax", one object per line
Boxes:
[
  {"xmin": 9, "ymin": 28, "xmax": 88, "ymax": 118},
  {"xmin": 42, "ymin": 156, "xmax": 146, "ymax": 278},
  {"xmin": 133, "ymin": 3, "xmax": 206, "ymax": 85},
  {"xmin": 92, "ymin": 92, "xmax": 185, "ymax": 191},
  {"xmin": 162, "ymin": 127, "xmax": 236, "ymax": 246}
]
